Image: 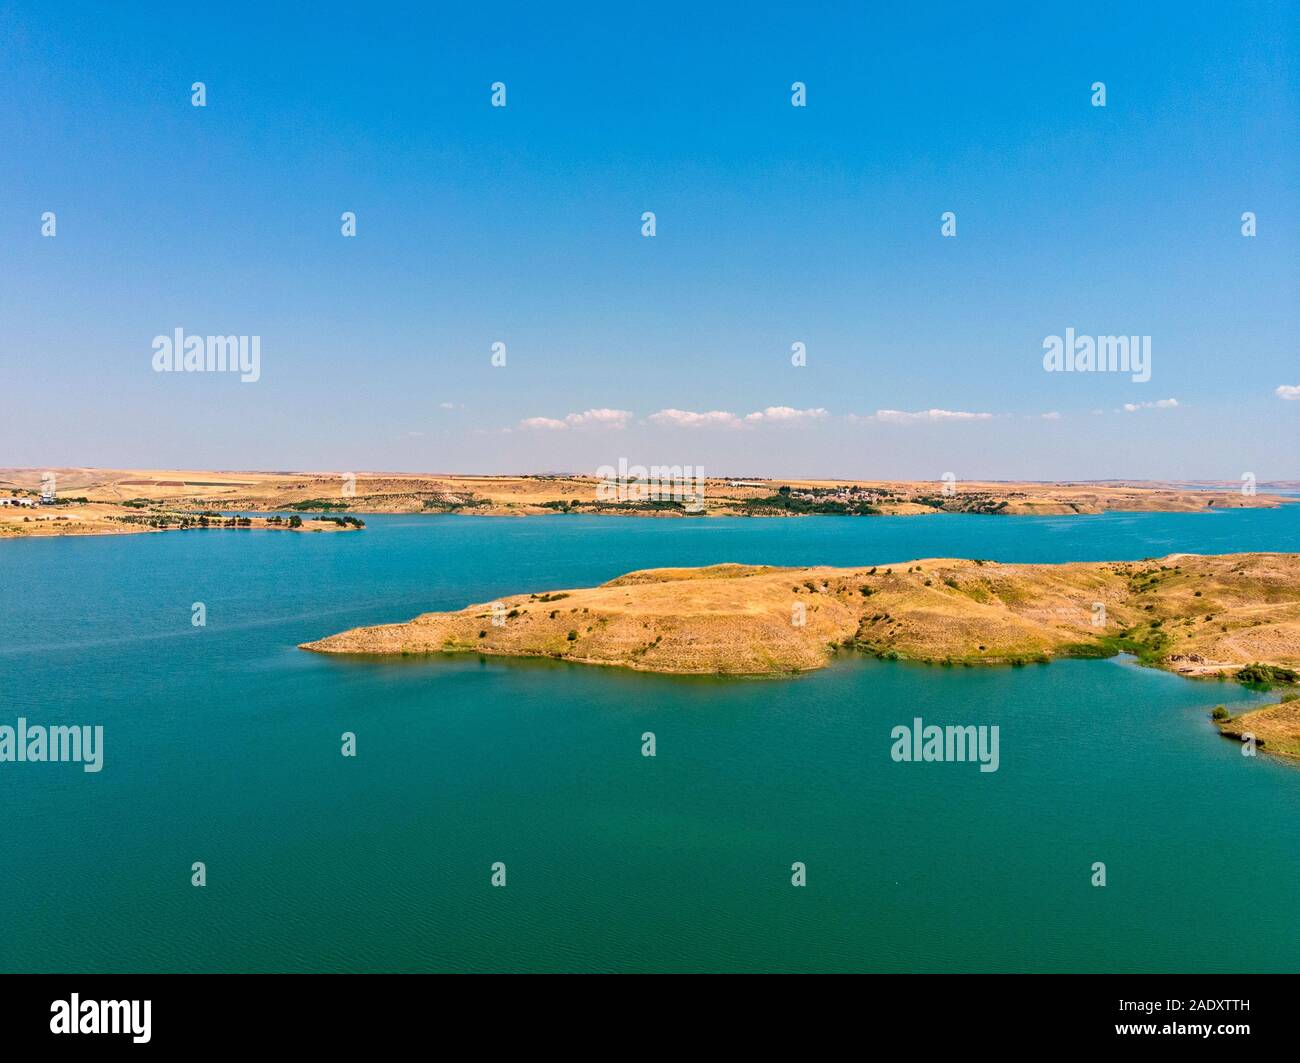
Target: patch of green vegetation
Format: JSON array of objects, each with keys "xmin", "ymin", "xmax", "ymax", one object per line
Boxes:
[
  {"xmin": 115, "ymin": 512, "xmax": 255, "ymax": 530},
  {"xmin": 1058, "ymin": 642, "xmax": 1114, "ymax": 659},
  {"xmin": 577, "ymin": 498, "xmax": 689, "ymax": 513},
  {"xmin": 1060, "ymin": 631, "xmax": 1170, "ymax": 666},
  {"xmin": 913, "ymin": 495, "xmax": 1010, "ymax": 514},
  {"xmin": 287, "ymin": 498, "xmax": 350, "ymax": 511},
  {"xmin": 422, "ymin": 497, "xmax": 489, "ymax": 512},
  {"xmin": 1235, "ymin": 663, "xmax": 1299, "ymax": 687},
  {"xmin": 740, "ymin": 494, "xmax": 880, "ymax": 516}
]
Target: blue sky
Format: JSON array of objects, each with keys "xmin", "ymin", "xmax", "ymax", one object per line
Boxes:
[{"xmin": 1, "ymin": 0, "xmax": 1297, "ymax": 479}]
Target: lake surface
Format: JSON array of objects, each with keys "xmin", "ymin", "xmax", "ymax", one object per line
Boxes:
[{"xmin": 2, "ymin": 509, "xmax": 1298, "ymax": 972}]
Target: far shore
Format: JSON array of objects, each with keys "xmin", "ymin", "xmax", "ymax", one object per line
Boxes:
[{"xmin": 2, "ymin": 468, "xmax": 1294, "ymax": 539}]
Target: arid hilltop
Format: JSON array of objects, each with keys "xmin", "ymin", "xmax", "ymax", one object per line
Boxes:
[
  {"xmin": 0, "ymin": 467, "xmax": 1291, "ymax": 537},
  {"xmin": 302, "ymin": 552, "xmax": 1300, "ymax": 680}
]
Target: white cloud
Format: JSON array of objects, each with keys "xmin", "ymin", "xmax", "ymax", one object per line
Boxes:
[
  {"xmin": 648, "ymin": 408, "xmax": 744, "ymax": 429},
  {"xmin": 1276, "ymin": 385, "xmax": 1300, "ymax": 401},
  {"xmin": 648, "ymin": 406, "xmax": 830, "ymax": 428},
  {"xmin": 873, "ymin": 408, "xmax": 995, "ymax": 424},
  {"xmin": 567, "ymin": 407, "xmax": 633, "ymax": 428},
  {"xmin": 1039, "ymin": 411, "xmax": 1061, "ymax": 420},
  {"xmin": 743, "ymin": 406, "xmax": 829, "ymax": 424},
  {"xmin": 1121, "ymin": 398, "xmax": 1179, "ymax": 412},
  {"xmin": 438, "ymin": 401, "xmax": 463, "ymax": 410},
  {"xmin": 519, "ymin": 408, "xmax": 633, "ymax": 430}
]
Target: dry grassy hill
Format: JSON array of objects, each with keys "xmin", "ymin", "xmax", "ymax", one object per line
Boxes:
[
  {"xmin": 1215, "ymin": 698, "xmax": 1300, "ymax": 757},
  {"xmin": 302, "ymin": 552, "xmax": 1300, "ymax": 680}
]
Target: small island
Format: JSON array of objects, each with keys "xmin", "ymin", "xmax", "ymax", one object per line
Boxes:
[{"xmin": 302, "ymin": 552, "xmax": 1300, "ymax": 682}]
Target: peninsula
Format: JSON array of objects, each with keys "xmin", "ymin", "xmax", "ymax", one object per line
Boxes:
[
  {"xmin": 302, "ymin": 552, "xmax": 1300, "ymax": 682},
  {"xmin": 1214, "ymin": 697, "xmax": 1300, "ymax": 757}
]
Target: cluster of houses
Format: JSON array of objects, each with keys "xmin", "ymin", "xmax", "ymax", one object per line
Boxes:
[
  {"xmin": 790, "ymin": 485, "xmax": 888, "ymax": 504},
  {"xmin": 0, "ymin": 496, "xmax": 41, "ymax": 508}
]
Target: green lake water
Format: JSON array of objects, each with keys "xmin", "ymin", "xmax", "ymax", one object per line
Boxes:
[{"xmin": 1, "ymin": 510, "xmax": 1297, "ymax": 971}]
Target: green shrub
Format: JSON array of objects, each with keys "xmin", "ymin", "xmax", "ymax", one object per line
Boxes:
[{"xmin": 1236, "ymin": 663, "xmax": 1299, "ymax": 687}]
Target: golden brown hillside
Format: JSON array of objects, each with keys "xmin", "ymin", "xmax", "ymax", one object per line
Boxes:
[{"xmin": 301, "ymin": 553, "xmax": 1300, "ymax": 678}]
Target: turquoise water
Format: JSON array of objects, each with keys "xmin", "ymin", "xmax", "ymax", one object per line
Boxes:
[{"xmin": 1, "ymin": 509, "xmax": 1298, "ymax": 972}]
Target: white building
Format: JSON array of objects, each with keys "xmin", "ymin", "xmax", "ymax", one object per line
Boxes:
[{"xmin": 0, "ymin": 497, "xmax": 36, "ymax": 507}]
